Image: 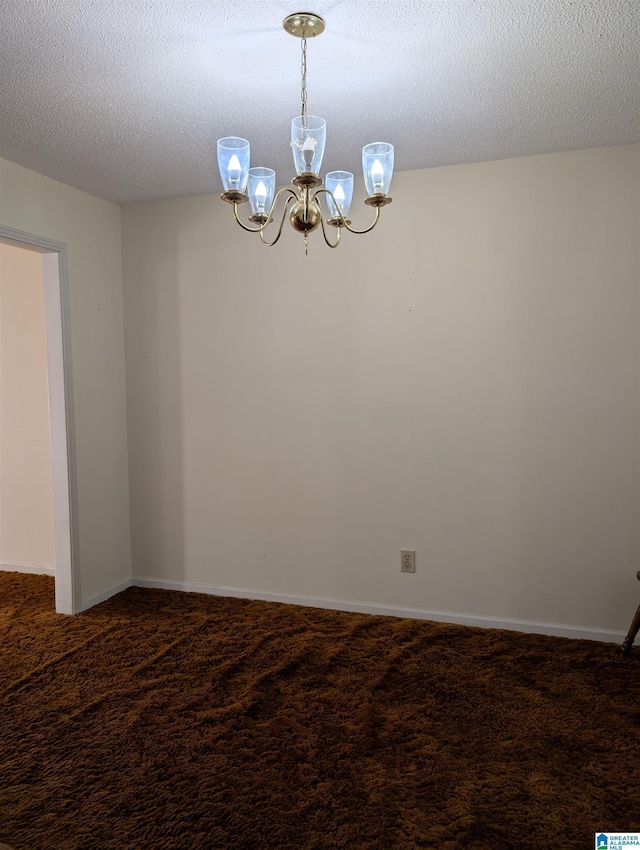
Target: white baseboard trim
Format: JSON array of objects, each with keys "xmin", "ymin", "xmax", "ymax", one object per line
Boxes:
[
  {"xmin": 0, "ymin": 561, "xmax": 55, "ymax": 577},
  {"xmin": 77, "ymin": 577, "xmax": 133, "ymax": 613},
  {"xmin": 131, "ymin": 575, "xmax": 625, "ymax": 644}
]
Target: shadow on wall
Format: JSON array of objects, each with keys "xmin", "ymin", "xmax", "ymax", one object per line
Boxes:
[{"xmin": 123, "ymin": 202, "xmax": 186, "ymax": 587}]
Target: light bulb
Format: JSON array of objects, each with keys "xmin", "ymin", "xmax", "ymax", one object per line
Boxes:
[
  {"xmin": 371, "ymin": 158, "xmax": 384, "ymax": 191},
  {"xmin": 333, "ymin": 184, "xmax": 345, "ymax": 213},
  {"xmin": 228, "ymin": 154, "xmax": 241, "ymax": 187},
  {"xmin": 302, "ymin": 136, "xmax": 315, "ymax": 168},
  {"xmin": 255, "ymin": 180, "xmax": 268, "ymax": 210}
]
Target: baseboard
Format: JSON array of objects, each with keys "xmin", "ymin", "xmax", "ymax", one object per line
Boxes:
[
  {"xmin": 77, "ymin": 577, "xmax": 133, "ymax": 613},
  {"xmin": 0, "ymin": 561, "xmax": 55, "ymax": 577},
  {"xmin": 131, "ymin": 575, "xmax": 625, "ymax": 644}
]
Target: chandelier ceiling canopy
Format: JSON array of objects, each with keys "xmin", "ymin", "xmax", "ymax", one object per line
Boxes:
[{"xmin": 217, "ymin": 12, "xmax": 394, "ymax": 253}]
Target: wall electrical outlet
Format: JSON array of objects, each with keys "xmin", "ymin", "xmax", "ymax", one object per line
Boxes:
[{"xmin": 400, "ymin": 549, "xmax": 415, "ymax": 573}]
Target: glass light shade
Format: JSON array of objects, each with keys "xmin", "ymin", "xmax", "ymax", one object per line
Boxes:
[
  {"xmin": 217, "ymin": 137, "xmax": 250, "ymax": 192},
  {"xmin": 325, "ymin": 171, "xmax": 354, "ymax": 219},
  {"xmin": 248, "ymin": 167, "xmax": 276, "ymax": 216},
  {"xmin": 362, "ymin": 142, "xmax": 394, "ymax": 197},
  {"xmin": 291, "ymin": 115, "xmax": 326, "ymax": 176}
]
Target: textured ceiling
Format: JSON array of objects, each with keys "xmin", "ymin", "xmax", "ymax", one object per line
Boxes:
[{"xmin": 0, "ymin": 0, "xmax": 638, "ymax": 204}]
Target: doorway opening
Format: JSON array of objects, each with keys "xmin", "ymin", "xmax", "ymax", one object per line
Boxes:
[{"xmin": 0, "ymin": 226, "xmax": 78, "ymax": 614}]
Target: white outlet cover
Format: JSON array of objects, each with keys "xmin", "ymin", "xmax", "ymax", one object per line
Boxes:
[{"xmin": 400, "ymin": 549, "xmax": 415, "ymax": 573}]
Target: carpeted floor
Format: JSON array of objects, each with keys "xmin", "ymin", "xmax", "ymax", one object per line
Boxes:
[{"xmin": 0, "ymin": 573, "xmax": 638, "ymax": 850}]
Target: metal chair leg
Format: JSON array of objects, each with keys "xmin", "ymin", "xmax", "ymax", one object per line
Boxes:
[
  {"xmin": 622, "ymin": 571, "xmax": 640, "ymax": 658},
  {"xmin": 622, "ymin": 604, "xmax": 640, "ymax": 657}
]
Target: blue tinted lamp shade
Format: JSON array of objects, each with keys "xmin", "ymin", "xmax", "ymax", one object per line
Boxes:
[
  {"xmin": 291, "ymin": 116, "xmax": 326, "ymax": 176},
  {"xmin": 217, "ymin": 137, "xmax": 250, "ymax": 192},
  {"xmin": 248, "ymin": 167, "xmax": 276, "ymax": 216},
  {"xmin": 325, "ymin": 171, "xmax": 354, "ymax": 219},
  {"xmin": 362, "ymin": 142, "xmax": 394, "ymax": 197}
]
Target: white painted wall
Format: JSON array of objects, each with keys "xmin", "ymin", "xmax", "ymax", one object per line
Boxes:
[
  {"xmin": 0, "ymin": 157, "xmax": 131, "ymax": 604},
  {"xmin": 121, "ymin": 144, "xmax": 640, "ymax": 634},
  {"xmin": 0, "ymin": 243, "xmax": 55, "ymax": 570}
]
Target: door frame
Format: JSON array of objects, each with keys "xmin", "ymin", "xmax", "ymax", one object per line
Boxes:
[{"xmin": 0, "ymin": 225, "xmax": 79, "ymax": 614}]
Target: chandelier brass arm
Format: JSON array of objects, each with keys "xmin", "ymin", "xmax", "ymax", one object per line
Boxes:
[
  {"xmin": 230, "ymin": 186, "xmax": 299, "ymax": 233},
  {"xmin": 229, "ymin": 181, "xmax": 389, "ymax": 247},
  {"xmin": 259, "ymin": 195, "xmax": 296, "ymax": 247},
  {"xmin": 319, "ymin": 210, "xmax": 342, "ymax": 249},
  {"xmin": 312, "ymin": 188, "xmax": 384, "ymax": 235},
  {"xmin": 232, "ymin": 202, "xmax": 262, "ymax": 233}
]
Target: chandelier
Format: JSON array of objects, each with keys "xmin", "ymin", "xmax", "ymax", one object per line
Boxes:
[{"xmin": 216, "ymin": 12, "xmax": 394, "ymax": 252}]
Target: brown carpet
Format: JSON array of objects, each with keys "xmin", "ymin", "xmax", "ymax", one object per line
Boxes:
[{"xmin": 1, "ymin": 573, "xmax": 638, "ymax": 850}]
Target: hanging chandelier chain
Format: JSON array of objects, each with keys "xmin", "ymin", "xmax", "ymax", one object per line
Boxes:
[{"xmin": 300, "ymin": 26, "xmax": 308, "ymax": 118}]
